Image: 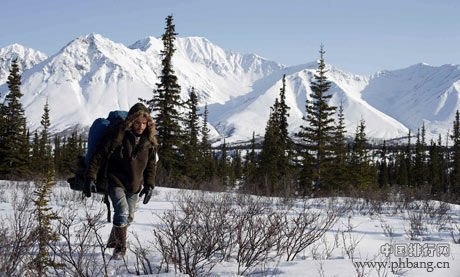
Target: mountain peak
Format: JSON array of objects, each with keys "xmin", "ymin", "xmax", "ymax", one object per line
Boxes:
[
  {"xmin": 129, "ymin": 36, "xmax": 162, "ymax": 52},
  {"xmin": 0, "ymin": 43, "xmax": 47, "ymax": 59},
  {"xmin": 0, "ymin": 44, "xmax": 48, "ymax": 84},
  {"xmin": 64, "ymin": 33, "xmax": 116, "ymax": 50}
]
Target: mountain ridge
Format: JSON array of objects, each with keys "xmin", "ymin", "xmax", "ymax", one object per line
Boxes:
[{"xmin": 1, "ymin": 34, "xmax": 459, "ymax": 143}]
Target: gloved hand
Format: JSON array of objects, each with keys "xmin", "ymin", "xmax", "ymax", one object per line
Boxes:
[
  {"xmin": 139, "ymin": 186, "xmax": 153, "ymax": 204},
  {"xmin": 84, "ymin": 179, "xmax": 97, "ymax": 198}
]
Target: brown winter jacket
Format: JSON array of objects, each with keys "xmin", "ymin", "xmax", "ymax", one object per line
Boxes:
[{"xmin": 86, "ymin": 104, "xmax": 158, "ymax": 193}]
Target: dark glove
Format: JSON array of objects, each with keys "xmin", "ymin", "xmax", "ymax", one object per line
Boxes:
[
  {"xmin": 139, "ymin": 186, "xmax": 153, "ymax": 204},
  {"xmin": 84, "ymin": 179, "xmax": 97, "ymax": 198}
]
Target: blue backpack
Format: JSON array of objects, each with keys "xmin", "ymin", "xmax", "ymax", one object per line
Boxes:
[
  {"xmin": 68, "ymin": 110, "xmax": 128, "ymax": 194},
  {"xmin": 85, "ymin": 110, "xmax": 128, "ymax": 167}
]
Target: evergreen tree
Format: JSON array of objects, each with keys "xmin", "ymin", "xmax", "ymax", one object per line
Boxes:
[
  {"xmin": 428, "ymin": 139, "xmax": 442, "ymax": 195},
  {"xmin": 243, "ymin": 132, "xmax": 258, "ymax": 190},
  {"xmin": 53, "ymin": 135, "xmax": 62, "ymax": 178},
  {"xmin": 145, "ymin": 15, "xmax": 184, "ymax": 182},
  {"xmin": 60, "ymin": 131, "xmax": 83, "ymax": 177},
  {"xmin": 183, "ymin": 87, "xmax": 201, "ymax": 182},
  {"xmin": 278, "ymin": 74, "xmax": 292, "ymax": 155},
  {"xmin": 197, "ymin": 103, "xmax": 217, "ymax": 182},
  {"xmin": 259, "ymin": 101, "xmax": 283, "ymax": 194},
  {"xmin": 396, "ymin": 152, "xmax": 409, "ymax": 188},
  {"xmin": 328, "ymin": 104, "xmax": 348, "ymax": 190},
  {"xmin": 295, "ymin": 45, "xmax": 336, "ymax": 193},
  {"xmin": 231, "ymin": 148, "xmax": 243, "ymax": 184},
  {"xmin": 450, "ymin": 110, "xmax": 460, "ymax": 194},
  {"xmin": 32, "ymin": 170, "xmax": 60, "ymax": 275},
  {"xmin": 22, "ymin": 123, "xmax": 31, "ymax": 175},
  {"xmin": 31, "ymin": 131, "xmax": 40, "ymax": 169},
  {"xmin": 377, "ymin": 140, "xmax": 390, "ymax": 188},
  {"xmin": 413, "ymin": 125, "xmax": 427, "ymax": 188},
  {"xmin": 0, "ymin": 58, "xmax": 29, "ymax": 179},
  {"xmin": 350, "ymin": 119, "xmax": 376, "ymax": 190},
  {"xmin": 259, "ymin": 78, "xmax": 295, "ymax": 195},
  {"xmin": 200, "ymin": 103, "xmax": 211, "ymax": 157},
  {"xmin": 276, "ymin": 74, "xmax": 295, "ymax": 191},
  {"xmin": 441, "ymin": 133, "xmax": 450, "ymax": 194},
  {"xmin": 38, "ymin": 99, "xmax": 54, "ymax": 177},
  {"xmin": 405, "ymin": 130, "xmax": 413, "ymax": 187},
  {"xmin": 218, "ymin": 139, "xmax": 229, "ymax": 185}
]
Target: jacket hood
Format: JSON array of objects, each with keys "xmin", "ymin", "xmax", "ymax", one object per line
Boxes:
[{"xmin": 127, "ymin": 103, "xmax": 150, "ymax": 116}]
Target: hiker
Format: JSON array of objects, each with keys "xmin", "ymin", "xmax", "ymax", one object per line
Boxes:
[{"xmin": 84, "ymin": 102, "xmax": 158, "ymax": 260}]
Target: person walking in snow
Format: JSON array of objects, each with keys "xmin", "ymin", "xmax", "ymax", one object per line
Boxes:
[{"xmin": 84, "ymin": 102, "xmax": 158, "ymax": 260}]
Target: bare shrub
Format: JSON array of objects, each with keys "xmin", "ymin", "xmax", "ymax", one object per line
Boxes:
[
  {"xmin": 153, "ymin": 192, "xmax": 341, "ymax": 276},
  {"xmin": 232, "ymin": 205, "xmax": 282, "ymax": 275},
  {"xmin": 451, "ymin": 222, "xmax": 460, "ymax": 244},
  {"xmin": 277, "ymin": 201, "xmax": 338, "ymax": 261},
  {"xmin": 340, "ymin": 216, "xmax": 363, "ymax": 261},
  {"xmin": 404, "ymin": 210, "xmax": 426, "ymax": 240},
  {"xmin": 126, "ymin": 232, "xmax": 156, "ymax": 275},
  {"xmin": 340, "ymin": 216, "xmax": 366, "ymax": 277},
  {"xmin": 379, "ymin": 218, "xmax": 395, "ymax": 238},
  {"xmin": 153, "ymin": 192, "xmax": 233, "ymax": 276},
  {"xmin": 310, "ymin": 235, "xmax": 336, "ymax": 260},
  {"xmin": 422, "ymin": 200, "xmax": 450, "ymax": 231},
  {"xmin": 0, "ymin": 189, "xmax": 37, "ymax": 276},
  {"xmin": 49, "ymin": 207, "xmax": 110, "ymax": 276}
]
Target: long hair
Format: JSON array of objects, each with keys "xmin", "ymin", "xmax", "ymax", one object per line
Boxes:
[{"xmin": 124, "ymin": 110, "xmax": 158, "ymax": 147}]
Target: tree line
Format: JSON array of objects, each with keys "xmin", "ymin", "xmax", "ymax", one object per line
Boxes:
[
  {"xmin": 0, "ymin": 58, "xmax": 85, "ymax": 180},
  {"xmin": 0, "ymin": 15, "xmax": 459, "ymax": 202}
]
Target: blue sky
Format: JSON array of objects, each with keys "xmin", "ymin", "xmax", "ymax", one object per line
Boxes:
[{"xmin": 2, "ymin": 0, "xmax": 459, "ymax": 75}]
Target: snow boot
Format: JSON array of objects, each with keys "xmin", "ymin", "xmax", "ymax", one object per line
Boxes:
[{"xmin": 107, "ymin": 225, "xmax": 128, "ymax": 260}]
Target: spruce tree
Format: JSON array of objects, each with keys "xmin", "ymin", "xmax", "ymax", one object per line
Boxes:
[
  {"xmin": 60, "ymin": 131, "xmax": 83, "ymax": 177},
  {"xmin": 405, "ymin": 130, "xmax": 413, "ymax": 187},
  {"xmin": 145, "ymin": 15, "xmax": 184, "ymax": 182},
  {"xmin": 413, "ymin": 125, "xmax": 427, "ymax": 188},
  {"xmin": 199, "ymin": 103, "xmax": 215, "ymax": 181},
  {"xmin": 428, "ymin": 139, "xmax": 442, "ymax": 195},
  {"xmin": 183, "ymin": 87, "xmax": 201, "ymax": 182},
  {"xmin": 0, "ymin": 58, "xmax": 29, "ymax": 179},
  {"xmin": 232, "ymin": 148, "xmax": 243, "ymax": 184},
  {"xmin": 32, "ymin": 170, "xmax": 60, "ymax": 275},
  {"xmin": 243, "ymin": 132, "xmax": 258, "ymax": 191},
  {"xmin": 259, "ymin": 77, "xmax": 295, "ymax": 195},
  {"xmin": 396, "ymin": 153, "xmax": 409, "ymax": 188},
  {"xmin": 38, "ymin": 99, "xmax": 54, "ymax": 177},
  {"xmin": 31, "ymin": 131, "xmax": 41, "ymax": 172},
  {"xmin": 276, "ymin": 75, "xmax": 294, "ymax": 189},
  {"xmin": 295, "ymin": 45, "xmax": 336, "ymax": 193},
  {"xmin": 350, "ymin": 119, "xmax": 375, "ymax": 190},
  {"xmin": 53, "ymin": 136, "xmax": 62, "ymax": 178},
  {"xmin": 441, "ymin": 133, "xmax": 450, "ymax": 194},
  {"xmin": 328, "ymin": 104, "xmax": 348, "ymax": 190},
  {"xmin": 200, "ymin": 103, "xmax": 211, "ymax": 156},
  {"xmin": 278, "ymin": 74, "xmax": 291, "ymax": 152},
  {"xmin": 377, "ymin": 140, "xmax": 390, "ymax": 188},
  {"xmin": 259, "ymin": 101, "xmax": 283, "ymax": 194},
  {"xmin": 450, "ymin": 110, "xmax": 460, "ymax": 194},
  {"xmin": 218, "ymin": 139, "xmax": 229, "ymax": 185}
]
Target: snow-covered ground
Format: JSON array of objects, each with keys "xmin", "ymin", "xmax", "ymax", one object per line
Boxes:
[{"xmin": 0, "ymin": 180, "xmax": 459, "ymax": 276}]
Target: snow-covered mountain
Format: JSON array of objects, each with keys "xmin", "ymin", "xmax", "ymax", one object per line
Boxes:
[
  {"xmin": 362, "ymin": 63, "xmax": 460, "ymax": 139},
  {"xmin": 0, "ymin": 44, "xmax": 47, "ymax": 91},
  {"xmin": 209, "ymin": 63, "xmax": 409, "ymax": 142},
  {"xmin": 0, "ymin": 33, "xmax": 283, "ymax": 136},
  {"xmin": 0, "ymin": 34, "xmax": 459, "ymax": 143}
]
